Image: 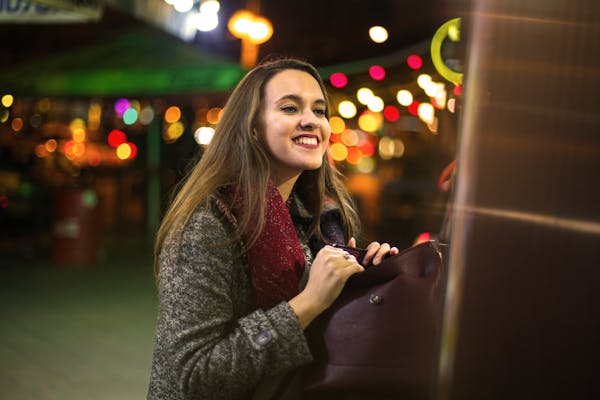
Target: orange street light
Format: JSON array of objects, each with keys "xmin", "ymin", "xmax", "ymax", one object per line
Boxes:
[{"xmin": 228, "ymin": 9, "xmax": 273, "ymax": 68}]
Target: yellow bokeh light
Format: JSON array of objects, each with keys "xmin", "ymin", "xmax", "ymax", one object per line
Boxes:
[
  {"xmin": 330, "ymin": 142, "xmax": 348, "ymax": 161},
  {"xmin": 417, "ymin": 74, "xmax": 432, "ymax": 90},
  {"xmin": 116, "ymin": 143, "xmax": 132, "ymax": 160},
  {"xmin": 228, "ymin": 10, "xmax": 254, "ymax": 38},
  {"xmin": 358, "ymin": 111, "xmax": 383, "ymax": 133},
  {"xmin": 338, "ymin": 101, "xmax": 357, "ymax": 119},
  {"xmin": 356, "ymin": 88, "xmax": 374, "ymax": 105},
  {"xmin": 69, "ymin": 118, "xmax": 86, "ymax": 131},
  {"xmin": 329, "ymin": 116, "xmax": 345, "ymax": 134},
  {"xmin": 166, "ymin": 122, "xmax": 185, "ymax": 141},
  {"xmin": 206, "ymin": 107, "xmax": 222, "ymax": 125},
  {"xmin": 393, "ymin": 139, "xmax": 406, "ymax": 158},
  {"xmin": 2, "ymin": 94, "xmax": 14, "ymax": 108},
  {"xmin": 72, "ymin": 128, "xmax": 86, "ymax": 143},
  {"xmin": 369, "ymin": 26, "xmax": 388, "ymax": 43},
  {"xmin": 357, "ymin": 156, "xmax": 376, "ymax": 173},
  {"xmin": 396, "ymin": 90, "xmax": 413, "ymax": 106},
  {"xmin": 164, "ymin": 106, "xmax": 182, "ymax": 124},
  {"xmin": 248, "ymin": 17, "xmax": 273, "ymax": 44},
  {"xmin": 378, "ymin": 136, "xmax": 394, "ymax": 160},
  {"xmin": 0, "ymin": 110, "xmax": 9, "ymax": 123},
  {"xmin": 367, "ymin": 96, "xmax": 384, "ymax": 112},
  {"xmin": 418, "ymin": 102, "xmax": 435, "ymax": 124},
  {"xmin": 341, "ymin": 129, "xmax": 359, "ymax": 147}
]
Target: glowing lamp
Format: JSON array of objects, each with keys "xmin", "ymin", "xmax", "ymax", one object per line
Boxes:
[
  {"xmin": 247, "ymin": 16, "xmax": 273, "ymax": 44},
  {"xmin": 228, "ymin": 10, "xmax": 254, "ymax": 38}
]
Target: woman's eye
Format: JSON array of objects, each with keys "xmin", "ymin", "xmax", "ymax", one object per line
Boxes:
[
  {"xmin": 281, "ymin": 105, "xmax": 298, "ymax": 113},
  {"xmin": 314, "ymin": 109, "xmax": 326, "ymax": 116}
]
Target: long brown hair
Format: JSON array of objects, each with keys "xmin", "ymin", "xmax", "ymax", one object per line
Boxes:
[{"xmin": 154, "ymin": 58, "xmax": 359, "ymax": 275}]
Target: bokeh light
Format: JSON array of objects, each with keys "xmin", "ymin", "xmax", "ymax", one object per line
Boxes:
[
  {"xmin": 338, "ymin": 101, "xmax": 357, "ymax": 119},
  {"xmin": 1, "ymin": 94, "xmax": 14, "ymax": 108},
  {"xmin": 200, "ymin": 0, "xmax": 220, "ymax": 14},
  {"xmin": 164, "ymin": 106, "xmax": 182, "ymax": 123},
  {"xmin": 407, "ymin": 54, "xmax": 423, "ymax": 70},
  {"xmin": 329, "ymin": 116, "xmax": 345, "ymax": 134},
  {"xmin": 194, "ymin": 126, "xmax": 215, "ymax": 145},
  {"xmin": 139, "ymin": 106, "xmax": 155, "ymax": 125},
  {"xmin": 11, "ymin": 117, "xmax": 23, "ymax": 132},
  {"xmin": 417, "ymin": 102, "xmax": 435, "ymax": 124},
  {"xmin": 383, "ymin": 105, "xmax": 400, "ymax": 122},
  {"xmin": 356, "ymin": 88, "xmax": 374, "ymax": 105},
  {"xmin": 341, "ymin": 129, "xmax": 359, "ymax": 147},
  {"xmin": 369, "ymin": 65, "xmax": 386, "ymax": 81},
  {"xmin": 45, "ymin": 139, "xmax": 58, "ymax": 153},
  {"xmin": 358, "ymin": 111, "xmax": 383, "ymax": 133},
  {"xmin": 346, "ymin": 147, "xmax": 362, "ymax": 165},
  {"xmin": 369, "ymin": 26, "xmax": 388, "ymax": 43},
  {"xmin": 408, "ymin": 101, "xmax": 420, "ymax": 116},
  {"xmin": 396, "ymin": 90, "xmax": 413, "ymax": 106},
  {"xmin": 357, "ymin": 156, "xmax": 376, "ymax": 173},
  {"xmin": 206, "ymin": 107, "xmax": 222, "ymax": 124},
  {"xmin": 366, "ymin": 96, "xmax": 384, "ymax": 112},
  {"xmin": 330, "ymin": 142, "xmax": 348, "ymax": 161},
  {"xmin": 329, "ymin": 72, "xmax": 348, "ymax": 89},
  {"xmin": 114, "ymin": 98, "xmax": 130, "ymax": 117},
  {"xmin": 116, "ymin": 143, "xmax": 132, "ymax": 160},
  {"xmin": 123, "ymin": 108, "xmax": 138, "ymax": 125},
  {"xmin": 108, "ymin": 129, "xmax": 127, "ymax": 148}
]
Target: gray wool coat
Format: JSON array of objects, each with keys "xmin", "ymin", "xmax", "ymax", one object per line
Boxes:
[{"xmin": 147, "ymin": 196, "xmax": 346, "ymax": 400}]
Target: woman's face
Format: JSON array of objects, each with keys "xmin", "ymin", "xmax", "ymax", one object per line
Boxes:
[{"xmin": 257, "ymin": 69, "xmax": 331, "ymax": 183}]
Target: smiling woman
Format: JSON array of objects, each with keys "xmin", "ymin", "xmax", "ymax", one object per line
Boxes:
[{"xmin": 147, "ymin": 57, "xmax": 399, "ymax": 400}]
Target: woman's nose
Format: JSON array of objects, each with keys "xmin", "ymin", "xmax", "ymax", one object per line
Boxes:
[{"xmin": 299, "ymin": 109, "xmax": 319, "ymax": 130}]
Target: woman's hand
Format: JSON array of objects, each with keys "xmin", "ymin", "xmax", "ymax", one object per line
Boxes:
[
  {"xmin": 347, "ymin": 237, "xmax": 399, "ymax": 266},
  {"xmin": 289, "ymin": 245, "xmax": 363, "ymax": 329}
]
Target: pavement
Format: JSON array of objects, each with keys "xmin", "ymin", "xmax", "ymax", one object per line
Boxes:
[{"xmin": 0, "ymin": 233, "xmax": 158, "ymax": 400}]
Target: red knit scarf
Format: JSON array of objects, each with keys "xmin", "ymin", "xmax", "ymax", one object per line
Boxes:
[{"xmin": 230, "ymin": 180, "xmax": 306, "ymax": 310}]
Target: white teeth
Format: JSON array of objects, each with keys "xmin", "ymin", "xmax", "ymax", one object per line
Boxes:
[{"xmin": 294, "ymin": 137, "xmax": 318, "ymax": 145}]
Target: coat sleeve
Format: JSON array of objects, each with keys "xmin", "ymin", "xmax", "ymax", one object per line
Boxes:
[{"xmin": 153, "ymin": 205, "xmax": 312, "ymax": 399}]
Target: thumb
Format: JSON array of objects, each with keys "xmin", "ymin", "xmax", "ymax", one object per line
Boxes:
[{"xmin": 347, "ymin": 237, "xmax": 356, "ymax": 247}]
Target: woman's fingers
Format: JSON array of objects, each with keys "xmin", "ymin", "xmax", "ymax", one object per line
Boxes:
[{"xmin": 363, "ymin": 242, "xmax": 398, "ymax": 266}]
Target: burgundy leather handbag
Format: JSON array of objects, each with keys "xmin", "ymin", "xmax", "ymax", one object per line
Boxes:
[{"xmin": 303, "ymin": 239, "xmax": 448, "ymax": 398}]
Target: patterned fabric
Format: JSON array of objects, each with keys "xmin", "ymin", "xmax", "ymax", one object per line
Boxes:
[{"xmin": 232, "ymin": 180, "xmax": 306, "ymax": 310}]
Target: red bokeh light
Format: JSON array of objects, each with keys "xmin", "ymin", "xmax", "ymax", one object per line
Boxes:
[
  {"xmin": 453, "ymin": 84, "xmax": 462, "ymax": 96},
  {"xmin": 127, "ymin": 142, "xmax": 138, "ymax": 159},
  {"xmin": 406, "ymin": 54, "xmax": 423, "ymax": 70},
  {"xmin": 369, "ymin": 65, "xmax": 386, "ymax": 80},
  {"xmin": 108, "ymin": 129, "xmax": 127, "ymax": 148},
  {"xmin": 329, "ymin": 72, "xmax": 348, "ymax": 88},
  {"xmin": 359, "ymin": 140, "xmax": 375, "ymax": 157},
  {"xmin": 383, "ymin": 105, "xmax": 400, "ymax": 122},
  {"xmin": 408, "ymin": 100, "xmax": 420, "ymax": 116}
]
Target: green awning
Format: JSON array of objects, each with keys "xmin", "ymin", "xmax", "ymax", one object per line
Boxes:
[{"xmin": 0, "ymin": 26, "xmax": 247, "ymax": 97}]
